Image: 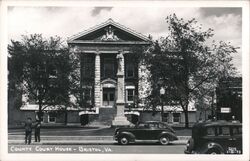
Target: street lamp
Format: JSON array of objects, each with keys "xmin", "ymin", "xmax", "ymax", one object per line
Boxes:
[{"xmin": 160, "ymin": 87, "xmax": 165, "ymax": 122}]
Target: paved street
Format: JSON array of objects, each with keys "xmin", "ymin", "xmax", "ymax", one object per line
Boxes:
[
  {"xmin": 8, "ymin": 126, "xmax": 192, "ymax": 136},
  {"xmin": 8, "ymin": 144, "xmax": 186, "ymax": 154},
  {"xmin": 8, "ymin": 126, "xmax": 190, "ymax": 154}
]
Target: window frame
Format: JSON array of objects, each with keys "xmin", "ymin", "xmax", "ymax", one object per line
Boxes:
[
  {"xmin": 126, "ymin": 63, "xmax": 135, "ymax": 78},
  {"xmin": 83, "ymin": 86, "xmax": 92, "ymax": 104},
  {"xmin": 103, "ymin": 58, "xmax": 115, "ymax": 78},
  {"xmin": 172, "ymin": 113, "xmax": 181, "ymax": 123},
  {"xmin": 48, "ymin": 112, "xmax": 56, "ymax": 123},
  {"xmin": 126, "ymin": 89, "xmax": 135, "ymax": 103}
]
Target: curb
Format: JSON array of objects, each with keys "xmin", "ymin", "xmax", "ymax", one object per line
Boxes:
[{"xmin": 8, "ymin": 140, "xmax": 188, "ymax": 145}]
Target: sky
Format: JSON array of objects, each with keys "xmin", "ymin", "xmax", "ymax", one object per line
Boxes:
[{"xmin": 7, "ymin": 6, "xmax": 242, "ymax": 74}]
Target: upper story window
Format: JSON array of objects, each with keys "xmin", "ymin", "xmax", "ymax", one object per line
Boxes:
[
  {"xmin": 126, "ymin": 64, "xmax": 135, "ymax": 78},
  {"xmin": 104, "ymin": 58, "xmax": 115, "ymax": 78},
  {"xmin": 82, "ymin": 56, "xmax": 94, "ymax": 78},
  {"xmin": 48, "ymin": 66, "xmax": 57, "ymax": 78},
  {"xmin": 37, "ymin": 64, "xmax": 46, "ymax": 73}
]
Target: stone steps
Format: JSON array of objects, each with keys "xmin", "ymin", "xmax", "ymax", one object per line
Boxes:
[{"xmin": 89, "ymin": 108, "xmax": 116, "ymax": 126}]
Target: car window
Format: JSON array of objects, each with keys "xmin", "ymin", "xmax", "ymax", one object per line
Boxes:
[
  {"xmin": 206, "ymin": 127, "xmax": 215, "ymax": 136},
  {"xmin": 232, "ymin": 126, "xmax": 242, "ymax": 135},
  {"xmin": 148, "ymin": 123, "xmax": 157, "ymax": 128},
  {"xmin": 137, "ymin": 123, "xmax": 147, "ymax": 128},
  {"xmin": 239, "ymin": 127, "xmax": 242, "ymax": 134},
  {"xmin": 159, "ymin": 123, "xmax": 166, "ymax": 128},
  {"xmin": 217, "ymin": 126, "xmax": 230, "ymax": 136}
]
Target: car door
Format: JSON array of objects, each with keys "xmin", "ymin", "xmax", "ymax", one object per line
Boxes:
[
  {"xmin": 215, "ymin": 126, "xmax": 232, "ymax": 153},
  {"xmin": 133, "ymin": 123, "xmax": 148, "ymax": 140},
  {"xmin": 145, "ymin": 123, "xmax": 159, "ymax": 140},
  {"xmin": 228, "ymin": 125, "xmax": 242, "ymax": 154}
]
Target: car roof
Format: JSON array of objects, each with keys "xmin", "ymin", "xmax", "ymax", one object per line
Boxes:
[{"xmin": 193, "ymin": 120, "xmax": 242, "ymax": 128}]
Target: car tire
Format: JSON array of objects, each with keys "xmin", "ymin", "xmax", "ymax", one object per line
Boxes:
[
  {"xmin": 118, "ymin": 136, "xmax": 129, "ymax": 145},
  {"xmin": 206, "ymin": 149, "xmax": 221, "ymax": 154},
  {"xmin": 159, "ymin": 136, "xmax": 170, "ymax": 145}
]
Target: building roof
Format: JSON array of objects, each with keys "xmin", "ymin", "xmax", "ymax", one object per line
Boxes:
[{"xmin": 67, "ymin": 18, "xmax": 151, "ymax": 44}]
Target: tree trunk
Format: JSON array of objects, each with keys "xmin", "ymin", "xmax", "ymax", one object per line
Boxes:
[
  {"xmin": 184, "ymin": 109, "xmax": 189, "ymax": 128},
  {"xmin": 38, "ymin": 101, "xmax": 43, "ymax": 121},
  {"xmin": 64, "ymin": 110, "xmax": 68, "ymax": 125}
]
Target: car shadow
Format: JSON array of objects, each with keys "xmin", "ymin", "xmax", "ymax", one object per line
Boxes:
[{"xmin": 113, "ymin": 142, "xmax": 176, "ymax": 146}]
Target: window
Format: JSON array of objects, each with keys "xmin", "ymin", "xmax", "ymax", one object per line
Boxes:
[
  {"xmin": 83, "ymin": 87, "xmax": 92, "ymax": 104},
  {"xmin": 126, "ymin": 64, "xmax": 135, "ymax": 78},
  {"xmin": 37, "ymin": 64, "xmax": 46, "ymax": 73},
  {"xmin": 104, "ymin": 58, "xmax": 115, "ymax": 78},
  {"xmin": 48, "ymin": 112, "xmax": 56, "ymax": 123},
  {"xmin": 137, "ymin": 123, "xmax": 147, "ymax": 128},
  {"xmin": 217, "ymin": 126, "xmax": 230, "ymax": 136},
  {"xmin": 239, "ymin": 127, "xmax": 242, "ymax": 134},
  {"xmin": 82, "ymin": 56, "xmax": 94, "ymax": 78},
  {"xmin": 37, "ymin": 64, "xmax": 46, "ymax": 78},
  {"xmin": 159, "ymin": 123, "xmax": 167, "ymax": 129},
  {"xmin": 48, "ymin": 67, "xmax": 57, "ymax": 78},
  {"xmin": 148, "ymin": 123, "xmax": 157, "ymax": 128},
  {"xmin": 206, "ymin": 127, "xmax": 215, "ymax": 136},
  {"xmin": 127, "ymin": 89, "xmax": 134, "ymax": 102},
  {"xmin": 173, "ymin": 113, "xmax": 181, "ymax": 123},
  {"xmin": 162, "ymin": 113, "xmax": 169, "ymax": 122},
  {"xmin": 232, "ymin": 126, "xmax": 242, "ymax": 135}
]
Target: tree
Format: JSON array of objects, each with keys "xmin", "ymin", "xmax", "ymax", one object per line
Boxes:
[
  {"xmin": 8, "ymin": 34, "xmax": 72, "ymax": 123},
  {"xmin": 145, "ymin": 14, "xmax": 238, "ymax": 128}
]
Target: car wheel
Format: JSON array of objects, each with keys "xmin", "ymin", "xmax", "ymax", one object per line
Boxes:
[
  {"xmin": 118, "ymin": 136, "xmax": 129, "ymax": 145},
  {"xmin": 159, "ymin": 136, "xmax": 170, "ymax": 145},
  {"xmin": 207, "ymin": 149, "xmax": 221, "ymax": 154}
]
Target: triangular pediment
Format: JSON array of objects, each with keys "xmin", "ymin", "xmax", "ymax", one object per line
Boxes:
[{"xmin": 68, "ymin": 18, "xmax": 150, "ymax": 44}]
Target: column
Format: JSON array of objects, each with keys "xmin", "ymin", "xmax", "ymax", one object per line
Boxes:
[
  {"xmin": 94, "ymin": 50, "xmax": 101, "ymax": 108},
  {"xmin": 112, "ymin": 50, "xmax": 130, "ymax": 126}
]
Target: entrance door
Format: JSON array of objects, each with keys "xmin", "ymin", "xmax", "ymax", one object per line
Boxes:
[{"xmin": 103, "ymin": 88, "xmax": 115, "ymax": 107}]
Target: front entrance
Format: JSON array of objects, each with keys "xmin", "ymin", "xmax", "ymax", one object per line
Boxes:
[{"xmin": 103, "ymin": 88, "xmax": 115, "ymax": 107}]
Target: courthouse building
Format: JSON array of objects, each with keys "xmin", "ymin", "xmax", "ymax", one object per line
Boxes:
[{"xmin": 9, "ymin": 19, "xmax": 198, "ymax": 126}]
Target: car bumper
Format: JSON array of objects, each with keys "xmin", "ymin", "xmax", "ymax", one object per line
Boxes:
[
  {"xmin": 184, "ymin": 149, "xmax": 198, "ymax": 154},
  {"xmin": 113, "ymin": 135, "xmax": 118, "ymax": 141},
  {"xmin": 184, "ymin": 150, "xmax": 192, "ymax": 154}
]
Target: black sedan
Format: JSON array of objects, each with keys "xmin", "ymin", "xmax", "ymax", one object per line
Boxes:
[{"xmin": 114, "ymin": 121, "xmax": 178, "ymax": 145}]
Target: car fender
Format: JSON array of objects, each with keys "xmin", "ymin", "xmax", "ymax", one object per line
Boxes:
[
  {"xmin": 158, "ymin": 131, "xmax": 178, "ymax": 141},
  {"xmin": 202, "ymin": 142, "xmax": 224, "ymax": 154},
  {"xmin": 119, "ymin": 131, "xmax": 136, "ymax": 142}
]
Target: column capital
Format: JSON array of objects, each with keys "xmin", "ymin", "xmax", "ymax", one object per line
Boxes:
[
  {"xmin": 72, "ymin": 46, "xmax": 82, "ymax": 54},
  {"xmin": 118, "ymin": 49, "xmax": 124, "ymax": 55},
  {"xmin": 95, "ymin": 49, "xmax": 101, "ymax": 55}
]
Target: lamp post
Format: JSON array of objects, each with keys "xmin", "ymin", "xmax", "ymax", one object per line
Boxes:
[{"xmin": 160, "ymin": 87, "xmax": 165, "ymax": 122}]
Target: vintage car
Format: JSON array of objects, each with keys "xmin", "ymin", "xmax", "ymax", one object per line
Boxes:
[
  {"xmin": 184, "ymin": 120, "xmax": 242, "ymax": 154},
  {"xmin": 114, "ymin": 121, "xmax": 178, "ymax": 145}
]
